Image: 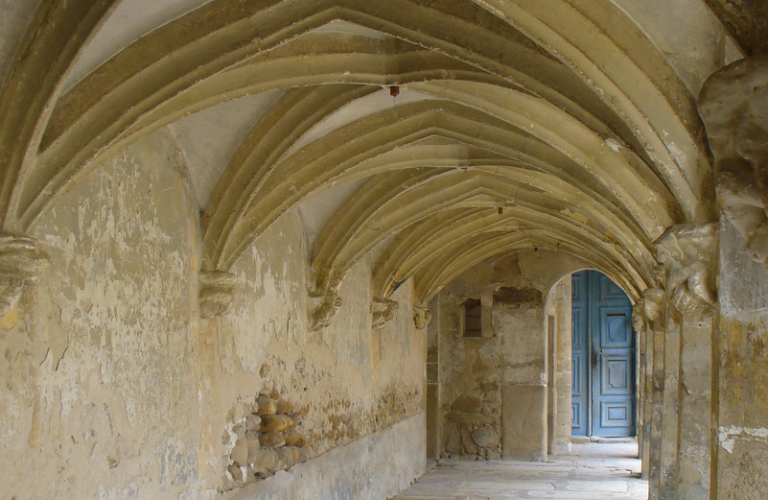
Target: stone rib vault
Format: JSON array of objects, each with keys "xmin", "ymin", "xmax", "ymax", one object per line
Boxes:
[{"xmin": 0, "ymin": 0, "xmax": 766, "ymax": 499}]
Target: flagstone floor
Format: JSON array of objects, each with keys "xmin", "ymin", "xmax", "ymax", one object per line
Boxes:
[{"xmin": 391, "ymin": 442, "xmax": 648, "ymax": 500}]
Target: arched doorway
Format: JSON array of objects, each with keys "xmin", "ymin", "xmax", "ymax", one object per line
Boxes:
[{"xmin": 571, "ymin": 270, "xmax": 636, "ymax": 438}]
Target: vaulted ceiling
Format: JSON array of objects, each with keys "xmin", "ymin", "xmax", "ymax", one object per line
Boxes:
[{"xmin": 0, "ymin": 0, "xmax": 752, "ymax": 305}]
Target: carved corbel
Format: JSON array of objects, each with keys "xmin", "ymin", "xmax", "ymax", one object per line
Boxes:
[
  {"xmin": 700, "ymin": 53, "xmax": 768, "ymax": 271},
  {"xmin": 372, "ymin": 298, "xmax": 399, "ymax": 332},
  {"xmin": 631, "ymin": 300, "xmax": 645, "ymax": 333},
  {"xmin": 0, "ymin": 235, "xmax": 50, "ymax": 316},
  {"xmin": 199, "ymin": 270, "xmax": 236, "ymax": 319},
  {"xmin": 654, "ymin": 223, "xmax": 718, "ymax": 318},
  {"xmin": 413, "ymin": 305, "xmax": 433, "ymax": 330},
  {"xmin": 719, "ymin": 170, "xmax": 768, "ymax": 266},
  {"xmin": 309, "ymin": 277, "xmax": 343, "ymax": 331},
  {"xmin": 642, "ymin": 288, "xmax": 666, "ymax": 328},
  {"xmin": 309, "ymin": 291, "xmax": 343, "ymax": 331}
]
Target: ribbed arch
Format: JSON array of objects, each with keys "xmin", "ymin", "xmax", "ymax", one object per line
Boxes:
[
  {"xmin": 372, "ymin": 207, "xmax": 650, "ymax": 300},
  {"xmin": 412, "ymin": 229, "xmax": 640, "ymax": 304},
  {"xmin": 310, "ymin": 169, "xmax": 655, "ymax": 297},
  {"xmin": 9, "ymin": 0, "xmax": 709, "ymax": 237},
  {"xmin": 0, "ymin": 0, "xmax": 730, "ymax": 317},
  {"xmin": 209, "ymin": 98, "xmax": 673, "ymax": 270}
]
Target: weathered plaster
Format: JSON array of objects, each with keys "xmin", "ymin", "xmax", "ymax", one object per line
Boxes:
[
  {"xmin": 0, "ymin": 127, "xmax": 427, "ymax": 499},
  {"xmin": 1, "ymin": 129, "xmax": 202, "ymax": 499}
]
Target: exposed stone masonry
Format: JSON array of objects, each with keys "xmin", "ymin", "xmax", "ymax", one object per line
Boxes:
[{"xmin": 223, "ymin": 389, "xmax": 309, "ymax": 490}]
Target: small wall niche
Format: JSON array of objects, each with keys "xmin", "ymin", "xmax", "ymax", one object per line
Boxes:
[{"xmin": 463, "ymin": 299, "xmax": 483, "ymax": 338}]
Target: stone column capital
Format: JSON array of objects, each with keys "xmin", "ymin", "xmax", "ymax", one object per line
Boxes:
[
  {"xmin": 654, "ymin": 223, "xmax": 718, "ymax": 319},
  {"xmin": 199, "ymin": 270, "xmax": 236, "ymax": 319},
  {"xmin": 0, "ymin": 235, "xmax": 50, "ymax": 316},
  {"xmin": 700, "ymin": 53, "xmax": 768, "ymax": 271}
]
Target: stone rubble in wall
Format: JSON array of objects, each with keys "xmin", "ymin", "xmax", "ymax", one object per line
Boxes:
[{"xmin": 222, "ymin": 388, "xmax": 310, "ymax": 490}]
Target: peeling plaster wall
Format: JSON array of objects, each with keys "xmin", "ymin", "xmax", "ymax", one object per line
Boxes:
[
  {"xmin": 1, "ymin": 129, "xmax": 203, "ymax": 500},
  {"xmin": 0, "ymin": 129, "xmax": 426, "ymax": 499}
]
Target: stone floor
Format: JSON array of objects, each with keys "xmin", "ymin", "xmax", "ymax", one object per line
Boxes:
[{"xmin": 391, "ymin": 443, "xmax": 648, "ymax": 500}]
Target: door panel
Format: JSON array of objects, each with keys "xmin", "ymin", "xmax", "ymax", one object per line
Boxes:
[
  {"xmin": 571, "ymin": 272, "xmax": 588, "ymax": 436},
  {"xmin": 572, "ymin": 270, "xmax": 636, "ymax": 438}
]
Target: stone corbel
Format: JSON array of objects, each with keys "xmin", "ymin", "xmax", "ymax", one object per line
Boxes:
[
  {"xmin": 199, "ymin": 270, "xmax": 236, "ymax": 319},
  {"xmin": 719, "ymin": 170, "xmax": 768, "ymax": 267},
  {"xmin": 654, "ymin": 223, "xmax": 718, "ymax": 318},
  {"xmin": 309, "ymin": 290, "xmax": 343, "ymax": 332},
  {"xmin": 699, "ymin": 53, "xmax": 768, "ymax": 271},
  {"xmin": 642, "ymin": 288, "xmax": 666, "ymax": 327},
  {"xmin": 632, "ymin": 300, "xmax": 645, "ymax": 333},
  {"xmin": 413, "ymin": 305, "xmax": 433, "ymax": 330},
  {"xmin": 371, "ymin": 298, "xmax": 399, "ymax": 332},
  {"xmin": 0, "ymin": 235, "xmax": 50, "ymax": 316}
]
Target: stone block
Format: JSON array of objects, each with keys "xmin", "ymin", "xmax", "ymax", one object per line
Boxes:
[
  {"xmin": 250, "ymin": 449, "xmax": 280, "ymax": 476},
  {"xmin": 244, "ymin": 414, "xmax": 262, "ymax": 432},
  {"xmin": 246, "ymin": 431, "xmax": 260, "ymax": 461},
  {"xmin": 277, "ymin": 446, "xmax": 303, "ymax": 469},
  {"xmin": 284, "ymin": 430, "xmax": 308, "ymax": 447},
  {"xmin": 276, "ymin": 399, "xmax": 293, "ymax": 414},
  {"xmin": 260, "ymin": 415, "xmax": 294, "ymax": 432},
  {"xmin": 256, "ymin": 395, "xmax": 277, "ymax": 416},
  {"xmin": 231, "ymin": 435, "xmax": 248, "ymax": 466},
  {"xmin": 501, "ymin": 384, "xmax": 546, "ymax": 461},
  {"xmin": 470, "ymin": 427, "xmax": 499, "ymax": 448},
  {"xmin": 259, "ymin": 430, "xmax": 285, "ymax": 448}
]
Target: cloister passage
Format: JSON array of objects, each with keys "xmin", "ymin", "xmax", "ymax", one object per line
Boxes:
[{"xmin": 0, "ymin": 1, "xmax": 767, "ymax": 500}]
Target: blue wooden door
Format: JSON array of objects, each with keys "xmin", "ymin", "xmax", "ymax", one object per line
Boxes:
[{"xmin": 571, "ymin": 270, "xmax": 636, "ymax": 437}]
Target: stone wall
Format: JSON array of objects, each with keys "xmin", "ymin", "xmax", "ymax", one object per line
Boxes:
[
  {"xmin": 0, "ymin": 129, "xmax": 426, "ymax": 499},
  {"xmin": 434, "ymin": 252, "xmax": 583, "ymax": 461}
]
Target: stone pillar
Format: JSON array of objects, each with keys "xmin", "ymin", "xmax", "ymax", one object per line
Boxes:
[
  {"xmin": 650, "ymin": 319, "xmax": 665, "ymax": 496},
  {"xmin": 676, "ymin": 315, "xmax": 712, "ymax": 500},
  {"xmin": 646, "ymin": 288, "xmax": 667, "ymax": 500},
  {"xmin": 713, "ymin": 220, "xmax": 768, "ymax": 499},
  {"xmin": 699, "ymin": 51, "xmax": 768, "ymax": 500},
  {"xmin": 554, "ymin": 279, "xmax": 572, "ymax": 454},
  {"xmin": 655, "ymin": 223, "xmax": 719, "ymax": 500},
  {"xmin": 547, "ymin": 312, "xmax": 557, "ymax": 456},
  {"xmin": 635, "ymin": 303, "xmax": 646, "ymax": 469},
  {"xmin": 642, "ymin": 316, "xmax": 654, "ymax": 478},
  {"xmin": 425, "ymin": 297, "xmax": 440, "ymax": 460},
  {"xmin": 659, "ymin": 313, "xmax": 681, "ymax": 500}
]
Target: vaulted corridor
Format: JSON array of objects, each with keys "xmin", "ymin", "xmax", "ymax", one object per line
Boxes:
[
  {"xmin": 393, "ymin": 443, "xmax": 647, "ymax": 500},
  {"xmin": 0, "ymin": 1, "xmax": 767, "ymax": 499}
]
